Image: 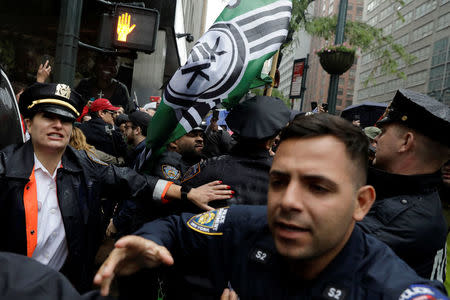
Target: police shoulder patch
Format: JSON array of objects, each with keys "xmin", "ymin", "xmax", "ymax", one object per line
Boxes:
[
  {"xmin": 161, "ymin": 164, "xmax": 181, "ymax": 180},
  {"xmin": 187, "ymin": 207, "xmax": 229, "ymax": 236},
  {"xmin": 181, "ymin": 163, "xmax": 201, "ymax": 182},
  {"xmin": 399, "ymin": 284, "xmax": 447, "ymax": 300},
  {"xmin": 86, "ymin": 151, "xmax": 108, "ymax": 166}
]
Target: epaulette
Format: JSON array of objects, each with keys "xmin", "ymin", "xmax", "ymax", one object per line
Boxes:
[{"xmin": 86, "ymin": 151, "xmax": 108, "ymax": 166}]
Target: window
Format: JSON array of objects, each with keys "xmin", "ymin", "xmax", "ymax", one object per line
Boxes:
[
  {"xmin": 411, "ymin": 46, "xmax": 430, "ymax": 63},
  {"xmin": 339, "ymin": 78, "xmax": 345, "ymax": 85},
  {"xmin": 436, "ymin": 13, "xmax": 450, "ymax": 31},
  {"xmin": 415, "ymin": 0, "xmax": 437, "ymax": 19},
  {"xmin": 428, "ymin": 65, "xmax": 445, "ymax": 92},
  {"xmin": 393, "ymin": 11, "xmax": 412, "ymax": 30},
  {"xmin": 347, "ymin": 4, "xmax": 353, "ymax": 10},
  {"xmin": 383, "ymin": 23, "xmax": 392, "ymax": 36},
  {"xmin": 395, "ymin": 34, "xmax": 409, "ymax": 46},
  {"xmin": 380, "ymin": 5, "xmax": 394, "ymax": 20},
  {"xmin": 347, "ymin": 14, "xmax": 352, "ymax": 20},
  {"xmin": 431, "ymin": 37, "xmax": 448, "ymax": 67},
  {"xmin": 367, "ymin": 0, "xmax": 376, "ymax": 12},
  {"xmin": 411, "ymin": 22, "xmax": 434, "ymax": 42},
  {"xmin": 386, "ymin": 78, "xmax": 405, "ymax": 91},
  {"xmin": 368, "ymin": 16, "xmax": 378, "ymax": 26},
  {"xmin": 407, "ymin": 72, "xmax": 427, "ymax": 87}
]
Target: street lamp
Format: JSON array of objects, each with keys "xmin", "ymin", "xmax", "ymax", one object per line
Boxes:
[{"xmin": 326, "ymin": 0, "xmax": 348, "ymax": 115}]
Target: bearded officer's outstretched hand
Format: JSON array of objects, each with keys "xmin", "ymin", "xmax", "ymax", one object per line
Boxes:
[{"xmin": 93, "ymin": 235, "xmax": 174, "ymax": 296}]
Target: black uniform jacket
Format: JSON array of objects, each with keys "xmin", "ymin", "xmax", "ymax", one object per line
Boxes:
[
  {"xmin": 78, "ymin": 118, "xmax": 128, "ymax": 158},
  {"xmin": 136, "ymin": 205, "xmax": 448, "ymax": 300},
  {"xmin": 0, "ymin": 252, "xmax": 111, "ymax": 300},
  {"xmin": 182, "ymin": 145, "xmax": 273, "ymax": 208},
  {"xmin": 358, "ymin": 167, "xmax": 448, "ymax": 281},
  {"xmin": 0, "ymin": 141, "xmax": 159, "ymax": 291}
]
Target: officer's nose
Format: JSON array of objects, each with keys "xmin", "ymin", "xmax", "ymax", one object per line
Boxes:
[
  {"xmin": 52, "ymin": 118, "xmax": 64, "ymax": 128},
  {"xmin": 279, "ymin": 181, "xmax": 304, "ymax": 212}
]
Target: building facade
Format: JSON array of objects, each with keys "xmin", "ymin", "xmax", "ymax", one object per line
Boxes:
[
  {"xmin": 354, "ymin": 0, "xmax": 450, "ymax": 105},
  {"xmin": 277, "ymin": 3, "xmax": 314, "ymax": 111},
  {"xmin": 303, "ymin": 0, "xmax": 365, "ymax": 113}
]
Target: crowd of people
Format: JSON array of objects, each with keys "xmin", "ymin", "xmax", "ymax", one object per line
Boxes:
[{"xmin": 0, "ymin": 57, "xmax": 449, "ymax": 300}]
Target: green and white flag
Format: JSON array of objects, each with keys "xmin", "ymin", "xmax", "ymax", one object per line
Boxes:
[{"xmin": 142, "ymin": 0, "xmax": 292, "ymax": 169}]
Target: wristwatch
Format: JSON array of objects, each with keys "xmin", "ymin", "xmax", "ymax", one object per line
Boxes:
[{"xmin": 181, "ymin": 185, "xmax": 192, "ymax": 202}]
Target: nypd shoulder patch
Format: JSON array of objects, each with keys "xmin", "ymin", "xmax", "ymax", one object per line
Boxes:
[
  {"xmin": 181, "ymin": 163, "xmax": 201, "ymax": 182},
  {"xmin": 187, "ymin": 207, "xmax": 229, "ymax": 236},
  {"xmin": 162, "ymin": 165, "xmax": 181, "ymax": 180},
  {"xmin": 86, "ymin": 151, "xmax": 108, "ymax": 166},
  {"xmin": 399, "ymin": 284, "xmax": 447, "ymax": 300}
]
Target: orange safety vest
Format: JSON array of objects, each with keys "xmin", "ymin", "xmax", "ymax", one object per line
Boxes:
[{"xmin": 23, "ymin": 167, "xmax": 38, "ymax": 257}]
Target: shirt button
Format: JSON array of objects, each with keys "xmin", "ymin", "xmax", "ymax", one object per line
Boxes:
[
  {"xmin": 44, "ymin": 252, "xmax": 49, "ymax": 259},
  {"xmin": 50, "ymin": 208, "xmax": 57, "ymax": 214},
  {"xmin": 401, "ymin": 199, "xmax": 408, "ymax": 204}
]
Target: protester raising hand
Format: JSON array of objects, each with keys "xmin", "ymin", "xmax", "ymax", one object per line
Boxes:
[{"xmin": 37, "ymin": 60, "xmax": 51, "ymax": 83}]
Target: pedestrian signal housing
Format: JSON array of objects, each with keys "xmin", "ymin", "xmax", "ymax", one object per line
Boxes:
[{"xmin": 97, "ymin": 4, "xmax": 159, "ymax": 54}]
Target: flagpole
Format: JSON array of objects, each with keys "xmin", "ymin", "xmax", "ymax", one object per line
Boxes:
[{"xmin": 265, "ymin": 50, "xmax": 280, "ymax": 97}]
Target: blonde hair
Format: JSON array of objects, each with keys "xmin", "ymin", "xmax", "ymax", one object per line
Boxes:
[{"xmin": 70, "ymin": 127, "xmax": 96, "ymax": 155}]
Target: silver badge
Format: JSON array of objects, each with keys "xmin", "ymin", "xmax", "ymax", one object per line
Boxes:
[{"xmin": 55, "ymin": 84, "xmax": 71, "ymax": 99}]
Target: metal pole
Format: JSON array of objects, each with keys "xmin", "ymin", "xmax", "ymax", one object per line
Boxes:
[
  {"xmin": 265, "ymin": 50, "xmax": 280, "ymax": 97},
  {"xmin": 326, "ymin": 0, "xmax": 348, "ymax": 115},
  {"xmin": 54, "ymin": 0, "xmax": 83, "ymax": 86}
]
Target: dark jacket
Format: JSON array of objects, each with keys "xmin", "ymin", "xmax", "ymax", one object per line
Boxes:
[
  {"xmin": 152, "ymin": 151, "xmax": 194, "ymax": 185},
  {"xmin": 75, "ymin": 77, "xmax": 135, "ymax": 114},
  {"xmin": 0, "ymin": 252, "xmax": 110, "ymax": 300},
  {"xmin": 358, "ymin": 167, "xmax": 448, "ymax": 281},
  {"xmin": 202, "ymin": 127, "xmax": 232, "ymax": 158},
  {"xmin": 136, "ymin": 206, "xmax": 448, "ymax": 299},
  {"xmin": 182, "ymin": 144, "xmax": 272, "ymax": 210},
  {"xmin": 78, "ymin": 118, "xmax": 127, "ymax": 158},
  {"xmin": 0, "ymin": 141, "xmax": 159, "ymax": 292}
]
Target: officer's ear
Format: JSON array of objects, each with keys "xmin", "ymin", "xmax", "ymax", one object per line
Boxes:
[
  {"xmin": 353, "ymin": 185, "xmax": 376, "ymax": 221},
  {"xmin": 168, "ymin": 141, "xmax": 178, "ymax": 152},
  {"xmin": 24, "ymin": 118, "xmax": 32, "ymax": 133}
]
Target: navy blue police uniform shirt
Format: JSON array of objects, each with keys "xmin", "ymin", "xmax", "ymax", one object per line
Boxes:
[{"xmin": 135, "ymin": 205, "xmax": 448, "ymax": 300}]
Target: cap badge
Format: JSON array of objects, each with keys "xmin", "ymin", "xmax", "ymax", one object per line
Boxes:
[
  {"xmin": 401, "ymin": 115, "xmax": 408, "ymax": 121},
  {"xmin": 55, "ymin": 84, "xmax": 71, "ymax": 99}
]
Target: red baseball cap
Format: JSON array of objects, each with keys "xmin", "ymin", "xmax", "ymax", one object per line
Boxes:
[{"xmin": 90, "ymin": 98, "xmax": 120, "ymax": 112}]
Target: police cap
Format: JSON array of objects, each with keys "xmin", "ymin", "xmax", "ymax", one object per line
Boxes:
[
  {"xmin": 226, "ymin": 95, "xmax": 290, "ymax": 140},
  {"xmin": 19, "ymin": 83, "xmax": 86, "ymax": 121},
  {"xmin": 377, "ymin": 89, "xmax": 450, "ymax": 146}
]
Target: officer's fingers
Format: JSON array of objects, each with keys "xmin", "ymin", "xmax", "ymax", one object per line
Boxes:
[
  {"xmin": 149, "ymin": 245, "xmax": 174, "ymax": 266},
  {"xmin": 206, "ymin": 180, "xmax": 223, "ymax": 186},
  {"xmin": 221, "ymin": 289, "xmax": 230, "ymax": 299},
  {"xmin": 93, "ymin": 248, "xmax": 125, "ymax": 295},
  {"xmin": 221, "ymin": 289, "xmax": 238, "ymax": 300},
  {"xmin": 211, "ymin": 184, "xmax": 231, "ymax": 191}
]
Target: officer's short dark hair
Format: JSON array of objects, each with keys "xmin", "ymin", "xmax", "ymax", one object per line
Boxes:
[{"xmin": 279, "ymin": 113, "xmax": 369, "ymax": 187}]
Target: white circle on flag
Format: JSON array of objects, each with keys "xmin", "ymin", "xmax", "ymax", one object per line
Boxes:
[{"xmin": 167, "ymin": 22, "xmax": 246, "ymax": 100}]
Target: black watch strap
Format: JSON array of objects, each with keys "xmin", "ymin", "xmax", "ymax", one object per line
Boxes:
[{"xmin": 181, "ymin": 185, "xmax": 192, "ymax": 202}]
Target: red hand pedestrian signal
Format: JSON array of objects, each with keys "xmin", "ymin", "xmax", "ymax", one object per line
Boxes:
[{"xmin": 117, "ymin": 12, "xmax": 136, "ymax": 42}]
